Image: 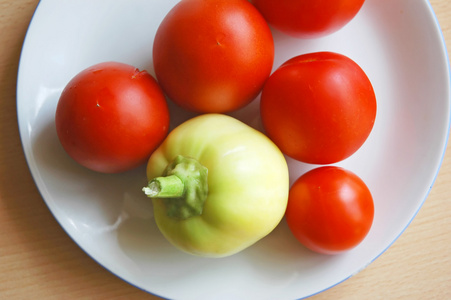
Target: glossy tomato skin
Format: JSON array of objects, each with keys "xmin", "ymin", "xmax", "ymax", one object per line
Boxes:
[
  {"xmin": 251, "ymin": 0, "xmax": 365, "ymax": 38},
  {"xmin": 286, "ymin": 166, "xmax": 374, "ymax": 254},
  {"xmin": 260, "ymin": 52, "xmax": 376, "ymax": 164},
  {"xmin": 153, "ymin": 0, "xmax": 274, "ymax": 113},
  {"xmin": 55, "ymin": 62, "xmax": 170, "ymax": 174}
]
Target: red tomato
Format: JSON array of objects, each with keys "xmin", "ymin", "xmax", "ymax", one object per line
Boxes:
[
  {"xmin": 55, "ymin": 62, "xmax": 170, "ymax": 174},
  {"xmin": 153, "ymin": 0, "xmax": 274, "ymax": 113},
  {"xmin": 251, "ymin": 0, "xmax": 365, "ymax": 39},
  {"xmin": 260, "ymin": 52, "xmax": 377, "ymax": 164},
  {"xmin": 286, "ymin": 166, "xmax": 374, "ymax": 254}
]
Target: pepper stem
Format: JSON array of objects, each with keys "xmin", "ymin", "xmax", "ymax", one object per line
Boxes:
[
  {"xmin": 142, "ymin": 155, "xmax": 209, "ymax": 220},
  {"xmin": 142, "ymin": 175, "xmax": 184, "ymax": 198}
]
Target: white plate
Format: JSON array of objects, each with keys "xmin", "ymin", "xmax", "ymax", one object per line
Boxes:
[{"xmin": 17, "ymin": 0, "xmax": 450, "ymax": 299}]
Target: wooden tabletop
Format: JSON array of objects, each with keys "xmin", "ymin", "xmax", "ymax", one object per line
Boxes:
[{"xmin": 1, "ymin": 1, "xmax": 450, "ymax": 299}]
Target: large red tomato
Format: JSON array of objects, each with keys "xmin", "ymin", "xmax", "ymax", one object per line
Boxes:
[
  {"xmin": 286, "ymin": 166, "xmax": 374, "ymax": 254},
  {"xmin": 153, "ymin": 0, "xmax": 274, "ymax": 113},
  {"xmin": 260, "ymin": 52, "xmax": 377, "ymax": 165},
  {"xmin": 55, "ymin": 62, "xmax": 170, "ymax": 174},
  {"xmin": 251, "ymin": 0, "xmax": 365, "ymax": 39}
]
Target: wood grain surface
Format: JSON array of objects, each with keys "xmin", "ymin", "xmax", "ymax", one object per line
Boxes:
[{"xmin": 1, "ymin": 0, "xmax": 450, "ymax": 299}]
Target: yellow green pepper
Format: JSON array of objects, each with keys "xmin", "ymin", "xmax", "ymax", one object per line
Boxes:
[{"xmin": 143, "ymin": 114, "xmax": 289, "ymax": 257}]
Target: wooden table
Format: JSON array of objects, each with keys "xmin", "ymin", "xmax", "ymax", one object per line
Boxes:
[{"xmin": 1, "ymin": 1, "xmax": 450, "ymax": 299}]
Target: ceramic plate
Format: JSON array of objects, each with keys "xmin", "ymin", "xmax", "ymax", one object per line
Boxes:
[{"xmin": 17, "ymin": 0, "xmax": 450, "ymax": 299}]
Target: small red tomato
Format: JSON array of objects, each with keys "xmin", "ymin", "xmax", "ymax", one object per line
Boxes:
[
  {"xmin": 251, "ymin": 0, "xmax": 365, "ymax": 39},
  {"xmin": 286, "ymin": 166, "xmax": 374, "ymax": 255},
  {"xmin": 153, "ymin": 0, "xmax": 274, "ymax": 113},
  {"xmin": 55, "ymin": 61, "xmax": 170, "ymax": 173},
  {"xmin": 260, "ymin": 51, "xmax": 377, "ymax": 164}
]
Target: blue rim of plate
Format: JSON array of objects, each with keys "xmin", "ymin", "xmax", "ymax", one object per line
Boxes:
[{"xmin": 15, "ymin": 1, "xmax": 451, "ymax": 299}]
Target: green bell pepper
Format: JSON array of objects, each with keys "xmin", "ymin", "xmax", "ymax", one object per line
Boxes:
[{"xmin": 143, "ymin": 114, "xmax": 289, "ymax": 257}]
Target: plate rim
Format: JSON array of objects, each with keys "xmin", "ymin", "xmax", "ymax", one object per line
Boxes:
[{"xmin": 15, "ymin": 0, "xmax": 451, "ymax": 299}]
